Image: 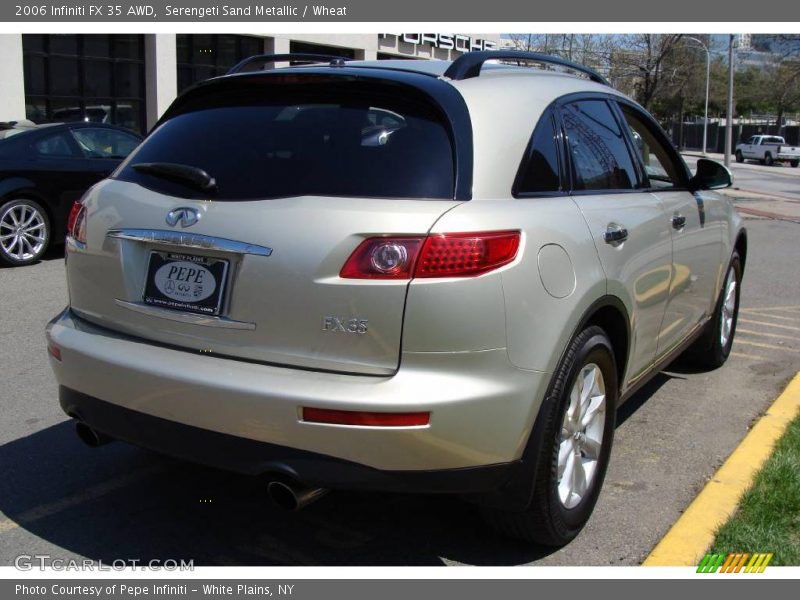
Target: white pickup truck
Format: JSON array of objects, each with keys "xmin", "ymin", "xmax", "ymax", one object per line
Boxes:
[{"xmin": 735, "ymin": 135, "xmax": 800, "ymax": 167}]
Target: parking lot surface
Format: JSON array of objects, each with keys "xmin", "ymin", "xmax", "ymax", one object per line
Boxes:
[{"xmin": 1, "ymin": 179, "xmax": 799, "ymax": 565}]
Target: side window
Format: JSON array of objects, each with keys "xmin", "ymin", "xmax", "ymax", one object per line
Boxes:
[
  {"xmin": 618, "ymin": 104, "xmax": 686, "ymax": 190},
  {"xmin": 33, "ymin": 132, "xmax": 78, "ymax": 157},
  {"xmin": 745, "ymin": 137, "xmax": 756, "ymax": 145},
  {"xmin": 71, "ymin": 128, "xmax": 140, "ymax": 159},
  {"xmin": 514, "ymin": 111, "xmax": 562, "ymax": 195},
  {"xmin": 562, "ymin": 99, "xmax": 639, "ymax": 191}
]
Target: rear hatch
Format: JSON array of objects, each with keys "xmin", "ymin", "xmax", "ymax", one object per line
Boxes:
[{"xmin": 66, "ymin": 71, "xmax": 467, "ymax": 375}]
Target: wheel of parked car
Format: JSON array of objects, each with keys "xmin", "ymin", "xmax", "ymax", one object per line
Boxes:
[
  {"xmin": 764, "ymin": 152, "xmax": 774, "ymax": 166},
  {"xmin": 791, "ymin": 160, "xmax": 799, "ymax": 168},
  {"xmin": 0, "ymin": 197, "xmax": 50, "ymax": 267},
  {"xmin": 684, "ymin": 251, "xmax": 742, "ymax": 369},
  {"xmin": 482, "ymin": 326, "xmax": 617, "ymax": 546},
  {"xmin": 735, "ymin": 150, "xmax": 744, "ymax": 163}
]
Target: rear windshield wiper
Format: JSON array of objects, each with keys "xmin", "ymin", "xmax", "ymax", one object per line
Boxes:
[{"xmin": 132, "ymin": 162, "xmax": 217, "ymax": 192}]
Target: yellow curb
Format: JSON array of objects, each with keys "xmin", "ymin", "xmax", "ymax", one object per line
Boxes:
[{"xmin": 643, "ymin": 370, "xmax": 800, "ymax": 566}]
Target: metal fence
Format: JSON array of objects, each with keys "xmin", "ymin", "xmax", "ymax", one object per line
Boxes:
[{"xmin": 667, "ymin": 121, "xmax": 800, "ymax": 153}]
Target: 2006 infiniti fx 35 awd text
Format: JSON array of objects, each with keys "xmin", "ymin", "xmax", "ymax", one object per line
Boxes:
[{"xmin": 46, "ymin": 51, "xmax": 745, "ymax": 546}]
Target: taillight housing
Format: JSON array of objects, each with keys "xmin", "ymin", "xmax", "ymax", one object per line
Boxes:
[
  {"xmin": 339, "ymin": 238, "xmax": 423, "ymax": 279},
  {"xmin": 340, "ymin": 231, "xmax": 520, "ymax": 280},
  {"xmin": 66, "ymin": 200, "xmax": 87, "ymax": 245},
  {"xmin": 416, "ymin": 231, "xmax": 520, "ymax": 278}
]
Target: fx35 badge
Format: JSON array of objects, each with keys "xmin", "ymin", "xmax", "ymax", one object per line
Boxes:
[{"xmin": 322, "ymin": 316, "xmax": 368, "ymax": 334}]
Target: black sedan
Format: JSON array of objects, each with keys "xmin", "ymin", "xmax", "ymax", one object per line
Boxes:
[{"xmin": 0, "ymin": 121, "xmax": 142, "ymax": 266}]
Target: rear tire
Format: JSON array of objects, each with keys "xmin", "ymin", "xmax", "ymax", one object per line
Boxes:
[
  {"xmin": 791, "ymin": 160, "xmax": 799, "ymax": 168},
  {"xmin": 0, "ymin": 197, "xmax": 50, "ymax": 267},
  {"xmin": 481, "ymin": 326, "xmax": 617, "ymax": 546},
  {"xmin": 684, "ymin": 251, "xmax": 742, "ymax": 369},
  {"xmin": 735, "ymin": 150, "xmax": 744, "ymax": 163},
  {"xmin": 765, "ymin": 153, "xmax": 774, "ymax": 166}
]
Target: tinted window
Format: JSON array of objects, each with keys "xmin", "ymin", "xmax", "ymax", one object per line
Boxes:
[
  {"xmin": 71, "ymin": 128, "xmax": 140, "ymax": 158},
  {"xmin": 619, "ymin": 104, "xmax": 686, "ymax": 189},
  {"xmin": 34, "ymin": 132, "xmax": 77, "ymax": 157},
  {"xmin": 117, "ymin": 87, "xmax": 455, "ymax": 200},
  {"xmin": 563, "ymin": 100, "xmax": 638, "ymax": 191},
  {"xmin": 515, "ymin": 112, "xmax": 561, "ymax": 194}
]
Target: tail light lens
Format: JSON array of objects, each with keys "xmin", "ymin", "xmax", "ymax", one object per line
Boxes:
[
  {"xmin": 66, "ymin": 200, "xmax": 87, "ymax": 244},
  {"xmin": 416, "ymin": 231, "xmax": 520, "ymax": 278},
  {"xmin": 340, "ymin": 238, "xmax": 423, "ymax": 279},
  {"xmin": 340, "ymin": 231, "xmax": 520, "ymax": 279}
]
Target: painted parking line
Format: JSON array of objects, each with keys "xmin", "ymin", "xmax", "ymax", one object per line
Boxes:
[
  {"xmin": 643, "ymin": 371, "xmax": 800, "ymax": 566},
  {"xmin": 0, "ymin": 463, "xmax": 168, "ymax": 534},
  {"xmin": 734, "ymin": 339, "xmax": 799, "ymax": 353},
  {"xmin": 740, "ymin": 305, "xmax": 800, "ymax": 315},
  {"xmin": 729, "ymin": 351, "xmax": 767, "ymax": 362},
  {"xmin": 737, "ymin": 318, "xmax": 800, "ymax": 332},
  {"xmin": 737, "ymin": 328, "xmax": 797, "ymax": 342}
]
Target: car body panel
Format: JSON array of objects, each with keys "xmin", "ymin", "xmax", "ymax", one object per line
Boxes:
[{"xmin": 68, "ymin": 179, "xmax": 459, "ymax": 375}]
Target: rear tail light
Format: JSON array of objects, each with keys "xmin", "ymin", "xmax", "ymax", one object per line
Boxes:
[
  {"xmin": 66, "ymin": 200, "xmax": 87, "ymax": 245},
  {"xmin": 302, "ymin": 407, "xmax": 430, "ymax": 427},
  {"xmin": 340, "ymin": 231, "xmax": 520, "ymax": 279},
  {"xmin": 339, "ymin": 238, "xmax": 423, "ymax": 279},
  {"xmin": 416, "ymin": 231, "xmax": 520, "ymax": 278}
]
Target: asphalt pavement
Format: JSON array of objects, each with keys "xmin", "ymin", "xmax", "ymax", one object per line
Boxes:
[{"xmin": 0, "ymin": 169, "xmax": 799, "ymax": 566}]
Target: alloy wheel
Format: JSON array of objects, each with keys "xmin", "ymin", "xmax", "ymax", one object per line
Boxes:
[
  {"xmin": 0, "ymin": 202, "xmax": 47, "ymax": 263},
  {"xmin": 720, "ymin": 266, "xmax": 737, "ymax": 348},
  {"xmin": 558, "ymin": 363, "xmax": 606, "ymax": 509}
]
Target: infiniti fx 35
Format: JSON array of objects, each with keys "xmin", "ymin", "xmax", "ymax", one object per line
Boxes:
[{"xmin": 46, "ymin": 51, "xmax": 745, "ymax": 546}]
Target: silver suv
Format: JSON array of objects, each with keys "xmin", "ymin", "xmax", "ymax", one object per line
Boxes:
[{"xmin": 46, "ymin": 51, "xmax": 745, "ymax": 546}]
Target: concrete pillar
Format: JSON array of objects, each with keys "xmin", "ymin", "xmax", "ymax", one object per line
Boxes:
[
  {"xmin": 0, "ymin": 34, "xmax": 26, "ymax": 121},
  {"xmin": 144, "ymin": 34, "xmax": 177, "ymax": 131}
]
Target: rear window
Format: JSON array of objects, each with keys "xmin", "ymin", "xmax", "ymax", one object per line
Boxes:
[{"xmin": 116, "ymin": 82, "xmax": 456, "ymax": 200}]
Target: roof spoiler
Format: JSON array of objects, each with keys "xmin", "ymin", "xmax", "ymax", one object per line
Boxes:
[
  {"xmin": 443, "ymin": 51, "xmax": 609, "ymax": 86},
  {"xmin": 227, "ymin": 53, "xmax": 351, "ymax": 75}
]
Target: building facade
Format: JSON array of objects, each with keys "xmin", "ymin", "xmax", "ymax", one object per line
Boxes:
[{"xmin": 0, "ymin": 33, "xmax": 501, "ymax": 133}]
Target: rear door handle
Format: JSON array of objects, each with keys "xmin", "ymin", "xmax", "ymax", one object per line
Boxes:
[
  {"xmin": 672, "ymin": 214, "xmax": 687, "ymax": 230},
  {"xmin": 603, "ymin": 223, "xmax": 628, "ymax": 244}
]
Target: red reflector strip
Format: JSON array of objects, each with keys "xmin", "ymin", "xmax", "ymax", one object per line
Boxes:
[
  {"xmin": 302, "ymin": 408, "xmax": 430, "ymax": 427},
  {"xmin": 47, "ymin": 343, "xmax": 62, "ymax": 361}
]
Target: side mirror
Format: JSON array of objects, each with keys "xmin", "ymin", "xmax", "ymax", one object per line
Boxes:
[{"xmin": 690, "ymin": 158, "xmax": 733, "ymax": 191}]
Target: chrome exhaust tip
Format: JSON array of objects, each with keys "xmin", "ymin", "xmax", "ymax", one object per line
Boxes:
[
  {"xmin": 75, "ymin": 421, "xmax": 113, "ymax": 447},
  {"xmin": 267, "ymin": 479, "xmax": 328, "ymax": 512}
]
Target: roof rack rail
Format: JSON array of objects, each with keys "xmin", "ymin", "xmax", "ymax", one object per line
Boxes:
[
  {"xmin": 443, "ymin": 51, "xmax": 609, "ymax": 86},
  {"xmin": 227, "ymin": 53, "xmax": 351, "ymax": 75}
]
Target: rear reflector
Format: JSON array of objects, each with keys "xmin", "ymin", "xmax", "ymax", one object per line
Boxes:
[{"xmin": 302, "ymin": 408, "xmax": 430, "ymax": 427}]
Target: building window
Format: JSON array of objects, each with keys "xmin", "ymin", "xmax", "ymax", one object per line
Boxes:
[
  {"xmin": 176, "ymin": 34, "xmax": 263, "ymax": 93},
  {"xmin": 22, "ymin": 34, "xmax": 146, "ymax": 134}
]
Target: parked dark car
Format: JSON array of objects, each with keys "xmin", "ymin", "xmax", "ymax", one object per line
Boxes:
[{"xmin": 0, "ymin": 121, "xmax": 142, "ymax": 266}]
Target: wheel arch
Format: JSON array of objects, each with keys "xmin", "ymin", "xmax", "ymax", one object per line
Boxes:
[
  {"xmin": 574, "ymin": 296, "xmax": 631, "ymax": 388},
  {"xmin": 0, "ymin": 181, "xmax": 56, "ymax": 241}
]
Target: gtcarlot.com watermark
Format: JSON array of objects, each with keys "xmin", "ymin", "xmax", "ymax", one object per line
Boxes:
[{"xmin": 14, "ymin": 554, "xmax": 194, "ymax": 571}]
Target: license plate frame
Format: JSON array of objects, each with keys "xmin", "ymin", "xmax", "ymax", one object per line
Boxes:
[{"xmin": 143, "ymin": 251, "xmax": 229, "ymax": 316}]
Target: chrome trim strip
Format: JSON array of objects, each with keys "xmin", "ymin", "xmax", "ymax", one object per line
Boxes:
[
  {"xmin": 107, "ymin": 229, "xmax": 273, "ymax": 257},
  {"xmin": 114, "ymin": 299, "xmax": 256, "ymax": 330}
]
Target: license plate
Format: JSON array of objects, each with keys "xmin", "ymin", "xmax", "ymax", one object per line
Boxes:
[{"xmin": 143, "ymin": 251, "xmax": 229, "ymax": 315}]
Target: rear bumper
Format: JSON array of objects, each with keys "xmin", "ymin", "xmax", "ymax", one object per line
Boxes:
[
  {"xmin": 47, "ymin": 309, "xmax": 549, "ymax": 480},
  {"xmin": 59, "ymin": 386, "xmax": 519, "ymax": 493}
]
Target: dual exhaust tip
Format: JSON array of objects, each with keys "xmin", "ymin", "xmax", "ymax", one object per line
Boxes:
[{"xmin": 74, "ymin": 419, "xmax": 327, "ymax": 511}]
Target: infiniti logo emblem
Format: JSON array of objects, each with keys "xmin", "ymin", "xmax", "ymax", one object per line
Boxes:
[{"xmin": 166, "ymin": 207, "xmax": 201, "ymax": 228}]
